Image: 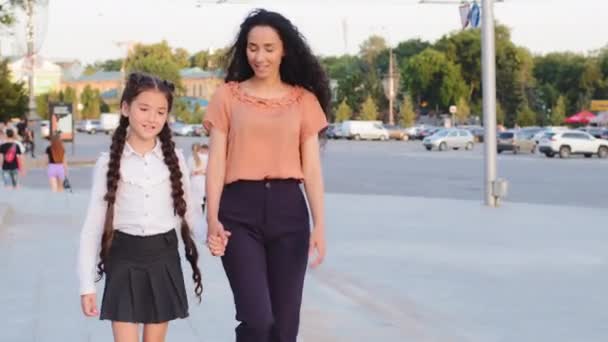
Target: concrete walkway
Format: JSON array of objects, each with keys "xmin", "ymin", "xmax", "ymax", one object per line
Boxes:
[{"xmin": 0, "ymin": 188, "xmax": 606, "ymax": 341}]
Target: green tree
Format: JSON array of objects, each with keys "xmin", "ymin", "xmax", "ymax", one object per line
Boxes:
[
  {"xmin": 208, "ymin": 47, "xmax": 229, "ymax": 70},
  {"xmin": 399, "ymin": 95, "xmax": 416, "ymax": 127},
  {"xmin": 172, "ymin": 99, "xmax": 205, "ymax": 124},
  {"xmin": 174, "ymin": 48, "xmax": 191, "ymax": 69},
  {"xmin": 516, "ymin": 103, "xmax": 537, "ymax": 127},
  {"xmin": 334, "ymin": 99, "xmax": 352, "ymax": 123},
  {"xmin": 100, "ymin": 59, "xmax": 123, "ymax": 71},
  {"xmin": 80, "ymin": 85, "xmax": 101, "ymax": 119},
  {"xmin": 404, "ymin": 48, "xmax": 468, "ymax": 111},
  {"xmin": 124, "ymin": 40, "xmax": 183, "ymax": 90},
  {"xmin": 551, "ymin": 95, "xmax": 567, "ymax": 126},
  {"xmin": 190, "ymin": 50, "xmax": 211, "ymax": 69},
  {"xmin": 379, "ymin": 39, "xmax": 431, "ymax": 75},
  {"xmin": 359, "ymin": 96, "xmax": 379, "ymax": 121},
  {"xmin": 322, "ymin": 55, "xmax": 367, "ymax": 111},
  {"xmin": 455, "ymin": 97, "xmax": 470, "ymax": 125},
  {"xmin": 0, "ymin": 59, "xmax": 28, "ymax": 122},
  {"xmin": 534, "ymin": 52, "xmax": 591, "ymax": 114},
  {"xmin": 359, "ymin": 35, "xmax": 388, "ymax": 65}
]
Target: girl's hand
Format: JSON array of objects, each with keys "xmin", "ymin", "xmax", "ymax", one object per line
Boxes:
[
  {"xmin": 80, "ymin": 293, "xmax": 99, "ymax": 317},
  {"xmin": 207, "ymin": 219, "xmax": 231, "ymax": 256},
  {"xmin": 309, "ymin": 227, "xmax": 326, "ymax": 268}
]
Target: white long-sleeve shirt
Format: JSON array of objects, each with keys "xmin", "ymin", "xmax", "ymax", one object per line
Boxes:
[{"xmin": 77, "ymin": 140, "xmax": 205, "ymax": 295}]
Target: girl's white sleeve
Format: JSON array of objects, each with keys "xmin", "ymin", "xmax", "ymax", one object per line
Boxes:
[
  {"xmin": 177, "ymin": 150, "xmax": 206, "ymax": 241},
  {"xmin": 77, "ymin": 154, "xmax": 109, "ymax": 295}
]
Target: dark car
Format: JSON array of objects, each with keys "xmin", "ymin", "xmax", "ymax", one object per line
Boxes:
[
  {"xmin": 465, "ymin": 126, "xmax": 485, "ymax": 143},
  {"xmin": 585, "ymin": 127, "xmax": 604, "ymax": 138},
  {"xmin": 600, "ymin": 129, "xmax": 608, "ymax": 140},
  {"xmin": 497, "ymin": 130, "xmax": 536, "ymax": 154},
  {"xmin": 418, "ymin": 127, "xmax": 440, "ymax": 139}
]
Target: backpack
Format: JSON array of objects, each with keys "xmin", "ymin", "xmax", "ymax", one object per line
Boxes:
[{"xmin": 4, "ymin": 143, "xmax": 16, "ymax": 163}]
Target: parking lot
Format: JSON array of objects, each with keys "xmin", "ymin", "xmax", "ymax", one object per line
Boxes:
[{"xmin": 20, "ymin": 133, "xmax": 608, "ymax": 209}]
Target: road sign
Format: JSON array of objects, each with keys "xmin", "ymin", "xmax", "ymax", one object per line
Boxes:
[
  {"xmin": 469, "ymin": 3, "xmax": 481, "ymax": 28},
  {"xmin": 591, "ymin": 100, "xmax": 608, "ymax": 112},
  {"xmin": 459, "ymin": 3, "xmax": 471, "ymax": 29}
]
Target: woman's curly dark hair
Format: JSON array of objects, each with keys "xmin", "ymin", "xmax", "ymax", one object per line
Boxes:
[
  {"xmin": 95, "ymin": 72, "xmax": 203, "ymax": 301},
  {"xmin": 224, "ymin": 8, "xmax": 332, "ymax": 118}
]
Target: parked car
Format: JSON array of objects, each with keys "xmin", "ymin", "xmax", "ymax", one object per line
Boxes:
[
  {"xmin": 326, "ymin": 123, "xmax": 344, "ymax": 139},
  {"xmin": 600, "ymin": 129, "xmax": 608, "ymax": 140},
  {"xmin": 170, "ymin": 122, "xmax": 195, "ymax": 136},
  {"xmin": 341, "ymin": 120, "xmax": 389, "ymax": 141},
  {"xmin": 532, "ymin": 126, "xmax": 567, "ymax": 144},
  {"xmin": 582, "ymin": 127, "xmax": 605, "ymax": 138},
  {"xmin": 383, "ymin": 124, "xmax": 408, "ymax": 140},
  {"xmin": 76, "ymin": 120, "xmax": 103, "ymax": 134},
  {"xmin": 191, "ymin": 124, "xmax": 204, "ymax": 136},
  {"xmin": 410, "ymin": 125, "xmax": 436, "ymax": 140},
  {"xmin": 100, "ymin": 113, "xmax": 120, "ymax": 135},
  {"xmin": 538, "ymin": 130, "xmax": 608, "ymax": 158},
  {"xmin": 418, "ymin": 127, "xmax": 440, "ymax": 140},
  {"xmin": 497, "ymin": 130, "xmax": 536, "ymax": 154},
  {"xmin": 40, "ymin": 120, "xmax": 50, "ymax": 139},
  {"xmin": 423, "ymin": 128, "xmax": 475, "ymax": 151},
  {"xmin": 463, "ymin": 126, "xmax": 484, "ymax": 143}
]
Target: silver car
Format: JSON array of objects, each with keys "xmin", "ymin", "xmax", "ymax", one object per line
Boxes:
[{"xmin": 423, "ymin": 128, "xmax": 475, "ymax": 151}]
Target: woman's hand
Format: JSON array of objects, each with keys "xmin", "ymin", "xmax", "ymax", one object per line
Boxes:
[
  {"xmin": 309, "ymin": 226, "xmax": 326, "ymax": 268},
  {"xmin": 207, "ymin": 219, "xmax": 231, "ymax": 256}
]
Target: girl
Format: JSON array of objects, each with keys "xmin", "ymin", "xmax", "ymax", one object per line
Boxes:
[
  {"xmin": 204, "ymin": 9, "xmax": 329, "ymax": 342},
  {"xmin": 46, "ymin": 134, "xmax": 68, "ymax": 192},
  {"xmin": 78, "ymin": 73, "xmax": 226, "ymax": 342},
  {"xmin": 187, "ymin": 143, "xmax": 208, "ymax": 213}
]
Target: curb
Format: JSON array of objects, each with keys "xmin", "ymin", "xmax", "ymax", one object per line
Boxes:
[{"xmin": 24, "ymin": 159, "xmax": 97, "ymax": 169}]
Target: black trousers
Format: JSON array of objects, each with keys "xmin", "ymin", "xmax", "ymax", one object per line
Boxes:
[{"xmin": 219, "ymin": 179, "xmax": 310, "ymax": 342}]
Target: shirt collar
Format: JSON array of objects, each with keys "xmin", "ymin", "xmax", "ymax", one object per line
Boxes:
[{"xmin": 123, "ymin": 139, "xmax": 164, "ymax": 160}]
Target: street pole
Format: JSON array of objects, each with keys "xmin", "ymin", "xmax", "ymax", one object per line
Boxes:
[
  {"xmin": 481, "ymin": 0, "xmax": 498, "ymax": 207},
  {"xmin": 388, "ymin": 47, "xmax": 395, "ymax": 125},
  {"xmin": 25, "ymin": 0, "xmax": 36, "ymax": 121}
]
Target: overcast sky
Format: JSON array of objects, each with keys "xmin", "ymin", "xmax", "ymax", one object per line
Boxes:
[{"xmin": 6, "ymin": 0, "xmax": 606, "ymax": 64}]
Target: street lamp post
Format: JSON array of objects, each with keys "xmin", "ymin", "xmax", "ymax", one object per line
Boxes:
[{"xmin": 420, "ymin": 0, "xmax": 506, "ymax": 207}]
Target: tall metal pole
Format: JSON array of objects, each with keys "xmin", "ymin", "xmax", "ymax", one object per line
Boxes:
[
  {"xmin": 481, "ymin": 0, "xmax": 498, "ymax": 207},
  {"xmin": 388, "ymin": 47, "xmax": 395, "ymax": 125},
  {"xmin": 25, "ymin": 0, "xmax": 36, "ymax": 120}
]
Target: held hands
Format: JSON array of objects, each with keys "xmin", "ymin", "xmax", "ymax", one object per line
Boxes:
[
  {"xmin": 207, "ymin": 219, "xmax": 231, "ymax": 257},
  {"xmin": 80, "ymin": 293, "xmax": 98, "ymax": 317}
]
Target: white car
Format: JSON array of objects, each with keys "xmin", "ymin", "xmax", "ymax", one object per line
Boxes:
[
  {"xmin": 40, "ymin": 120, "xmax": 50, "ymax": 139},
  {"xmin": 423, "ymin": 128, "xmax": 474, "ymax": 151},
  {"xmin": 538, "ymin": 130, "xmax": 608, "ymax": 158},
  {"xmin": 341, "ymin": 120, "xmax": 389, "ymax": 141},
  {"xmin": 76, "ymin": 120, "xmax": 103, "ymax": 134},
  {"xmin": 532, "ymin": 126, "xmax": 568, "ymax": 144},
  {"xmin": 170, "ymin": 122, "xmax": 195, "ymax": 136}
]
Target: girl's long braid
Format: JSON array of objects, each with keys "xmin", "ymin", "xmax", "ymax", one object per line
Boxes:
[
  {"xmin": 159, "ymin": 124, "xmax": 203, "ymax": 301},
  {"xmin": 96, "ymin": 115, "xmax": 129, "ymax": 280}
]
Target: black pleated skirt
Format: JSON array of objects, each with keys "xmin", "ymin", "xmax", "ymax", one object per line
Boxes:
[{"xmin": 100, "ymin": 229, "xmax": 189, "ymax": 323}]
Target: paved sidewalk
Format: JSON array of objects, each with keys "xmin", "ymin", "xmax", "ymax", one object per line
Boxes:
[{"xmin": 0, "ymin": 188, "xmax": 607, "ymax": 341}]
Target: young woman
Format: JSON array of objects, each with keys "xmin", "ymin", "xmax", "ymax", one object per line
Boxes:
[
  {"xmin": 78, "ymin": 72, "xmax": 225, "ymax": 342},
  {"xmin": 204, "ymin": 9, "xmax": 330, "ymax": 342},
  {"xmin": 46, "ymin": 134, "xmax": 68, "ymax": 192}
]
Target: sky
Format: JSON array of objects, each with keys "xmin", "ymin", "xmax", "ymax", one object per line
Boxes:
[{"xmin": 4, "ymin": 0, "xmax": 607, "ymax": 64}]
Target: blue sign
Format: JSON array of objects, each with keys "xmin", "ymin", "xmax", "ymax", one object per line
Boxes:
[{"xmin": 469, "ymin": 3, "xmax": 481, "ymax": 28}]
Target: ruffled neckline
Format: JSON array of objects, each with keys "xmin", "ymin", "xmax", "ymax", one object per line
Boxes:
[{"xmin": 227, "ymin": 81, "xmax": 305, "ymax": 108}]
